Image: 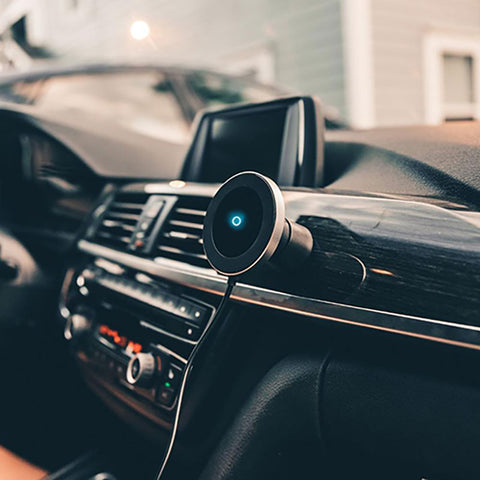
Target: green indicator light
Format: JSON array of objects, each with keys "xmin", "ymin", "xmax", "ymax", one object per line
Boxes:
[{"xmin": 164, "ymin": 382, "xmax": 171, "ymax": 388}]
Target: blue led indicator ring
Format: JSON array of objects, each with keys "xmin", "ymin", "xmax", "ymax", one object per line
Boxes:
[{"xmin": 227, "ymin": 211, "xmax": 246, "ymax": 230}]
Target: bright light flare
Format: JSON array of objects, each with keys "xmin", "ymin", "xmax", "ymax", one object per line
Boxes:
[{"xmin": 130, "ymin": 20, "xmax": 150, "ymax": 40}]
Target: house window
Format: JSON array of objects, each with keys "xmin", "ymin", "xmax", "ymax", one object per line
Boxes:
[
  {"xmin": 424, "ymin": 31, "xmax": 480, "ymax": 124},
  {"xmin": 442, "ymin": 54, "xmax": 475, "ymax": 121}
]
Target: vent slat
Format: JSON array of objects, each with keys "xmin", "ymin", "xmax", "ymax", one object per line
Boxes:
[
  {"xmin": 110, "ymin": 202, "xmax": 145, "ymax": 211},
  {"xmin": 175, "ymin": 207, "xmax": 206, "ymax": 216},
  {"xmin": 103, "ymin": 211, "xmax": 140, "ymax": 223},
  {"xmin": 165, "ymin": 231, "xmax": 202, "ymax": 241},
  {"xmin": 155, "ymin": 196, "xmax": 211, "ymax": 269},
  {"xmin": 101, "ymin": 220, "xmax": 136, "ymax": 232},
  {"xmin": 91, "ymin": 191, "xmax": 150, "ymax": 251},
  {"xmin": 169, "ymin": 219, "xmax": 203, "ymax": 230},
  {"xmin": 97, "ymin": 231, "xmax": 131, "ymax": 243}
]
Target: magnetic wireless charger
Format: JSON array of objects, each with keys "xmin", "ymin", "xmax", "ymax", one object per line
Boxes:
[{"xmin": 203, "ymin": 171, "xmax": 314, "ymax": 276}]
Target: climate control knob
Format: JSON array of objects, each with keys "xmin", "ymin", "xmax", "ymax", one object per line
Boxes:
[
  {"xmin": 126, "ymin": 353, "xmax": 156, "ymax": 387},
  {"xmin": 64, "ymin": 313, "xmax": 91, "ymax": 341}
]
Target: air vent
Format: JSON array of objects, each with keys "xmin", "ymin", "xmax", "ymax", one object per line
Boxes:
[
  {"xmin": 155, "ymin": 196, "xmax": 211, "ymax": 268},
  {"xmin": 23, "ymin": 132, "xmax": 94, "ymax": 186},
  {"xmin": 92, "ymin": 192, "xmax": 149, "ymax": 250}
]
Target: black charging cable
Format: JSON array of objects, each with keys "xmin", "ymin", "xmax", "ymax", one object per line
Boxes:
[
  {"xmin": 155, "ymin": 277, "xmax": 237, "ymax": 479},
  {"xmin": 156, "ymin": 172, "xmax": 313, "ymax": 479}
]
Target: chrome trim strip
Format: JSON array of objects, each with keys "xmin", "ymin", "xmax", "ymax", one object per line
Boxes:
[
  {"xmin": 151, "ymin": 343, "xmax": 188, "ymax": 364},
  {"xmin": 79, "ymin": 239, "xmax": 228, "ymax": 291},
  {"xmin": 298, "ymin": 99, "xmax": 305, "ymax": 167},
  {"xmin": 156, "ymin": 246, "xmax": 207, "ymax": 261},
  {"xmin": 143, "ymin": 183, "xmax": 220, "ymax": 197},
  {"xmin": 78, "ymin": 240, "xmax": 480, "ymax": 351}
]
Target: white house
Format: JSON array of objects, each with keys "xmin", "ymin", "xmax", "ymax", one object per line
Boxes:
[{"xmin": 1, "ymin": 0, "xmax": 480, "ymax": 128}]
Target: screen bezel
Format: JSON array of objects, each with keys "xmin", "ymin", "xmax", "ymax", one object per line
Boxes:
[{"xmin": 180, "ymin": 96, "xmax": 324, "ymax": 187}]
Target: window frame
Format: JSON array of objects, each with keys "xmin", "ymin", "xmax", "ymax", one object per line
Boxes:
[{"xmin": 424, "ymin": 30, "xmax": 480, "ymax": 124}]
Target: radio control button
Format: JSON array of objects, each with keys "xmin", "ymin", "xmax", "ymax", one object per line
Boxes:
[
  {"xmin": 126, "ymin": 353, "xmax": 156, "ymax": 387},
  {"xmin": 64, "ymin": 313, "xmax": 91, "ymax": 341},
  {"xmin": 164, "ymin": 364, "xmax": 182, "ymax": 390},
  {"xmin": 175, "ymin": 299, "xmax": 192, "ymax": 319},
  {"xmin": 178, "ymin": 303, "xmax": 187, "ymax": 315},
  {"xmin": 182, "ymin": 323, "xmax": 201, "ymax": 340},
  {"xmin": 191, "ymin": 305, "xmax": 208, "ymax": 323},
  {"xmin": 175, "ymin": 300, "xmax": 208, "ymax": 324},
  {"xmin": 157, "ymin": 386, "xmax": 175, "ymax": 407}
]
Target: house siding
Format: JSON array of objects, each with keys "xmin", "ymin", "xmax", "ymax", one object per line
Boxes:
[
  {"xmin": 371, "ymin": 0, "xmax": 480, "ymax": 126},
  {"xmin": 25, "ymin": 0, "xmax": 346, "ymax": 119}
]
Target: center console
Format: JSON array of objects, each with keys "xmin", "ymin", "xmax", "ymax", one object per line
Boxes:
[
  {"xmin": 61, "ymin": 254, "xmax": 217, "ymax": 428},
  {"xmin": 59, "ymin": 96, "xmax": 325, "ymax": 438}
]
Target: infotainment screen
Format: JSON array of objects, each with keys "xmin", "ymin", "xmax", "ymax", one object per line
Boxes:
[
  {"xmin": 181, "ymin": 96, "xmax": 324, "ymax": 187},
  {"xmin": 198, "ymin": 106, "xmax": 287, "ymax": 183}
]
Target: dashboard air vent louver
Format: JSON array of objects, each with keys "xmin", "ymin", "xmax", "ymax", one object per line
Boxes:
[
  {"xmin": 93, "ymin": 192, "xmax": 149, "ymax": 250},
  {"xmin": 24, "ymin": 133, "xmax": 94, "ymax": 187},
  {"xmin": 155, "ymin": 196, "xmax": 211, "ymax": 268}
]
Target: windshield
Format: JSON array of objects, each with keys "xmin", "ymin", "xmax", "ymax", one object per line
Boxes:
[
  {"xmin": 0, "ymin": 68, "xmax": 285, "ymax": 142},
  {"xmin": 0, "ymin": 1, "xmax": 472, "ymax": 129}
]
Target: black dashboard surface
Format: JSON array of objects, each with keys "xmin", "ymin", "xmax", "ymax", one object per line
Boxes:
[
  {"xmin": 325, "ymin": 122, "xmax": 480, "ymax": 203},
  {"xmin": 0, "ymin": 104, "xmax": 186, "ymax": 181},
  {"xmin": 2, "ymin": 103, "xmax": 480, "ymax": 207}
]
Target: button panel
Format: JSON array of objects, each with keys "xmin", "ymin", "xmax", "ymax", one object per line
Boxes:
[
  {"xmin": 157, "ymin": 386, "xmax": 175, "ymax": 407},
  {"xmin": 82, "ymin": 266, "xmax": 213, "ymax": 343},
  {"xmin": 86, "ymin": 342, "xmax": 185, "ymax": 410},
  {"xmin": 65, "ymin": 261, "xmax": 215, "ymax": 422}
]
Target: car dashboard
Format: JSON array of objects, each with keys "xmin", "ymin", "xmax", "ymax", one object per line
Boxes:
[
  {"xmin": 2, "ymin": 98, "xmax": 480, "ymax": 479},
  {"xmin": 60, "ymin": 176, "xmax": 480, "ymax": 479}
]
